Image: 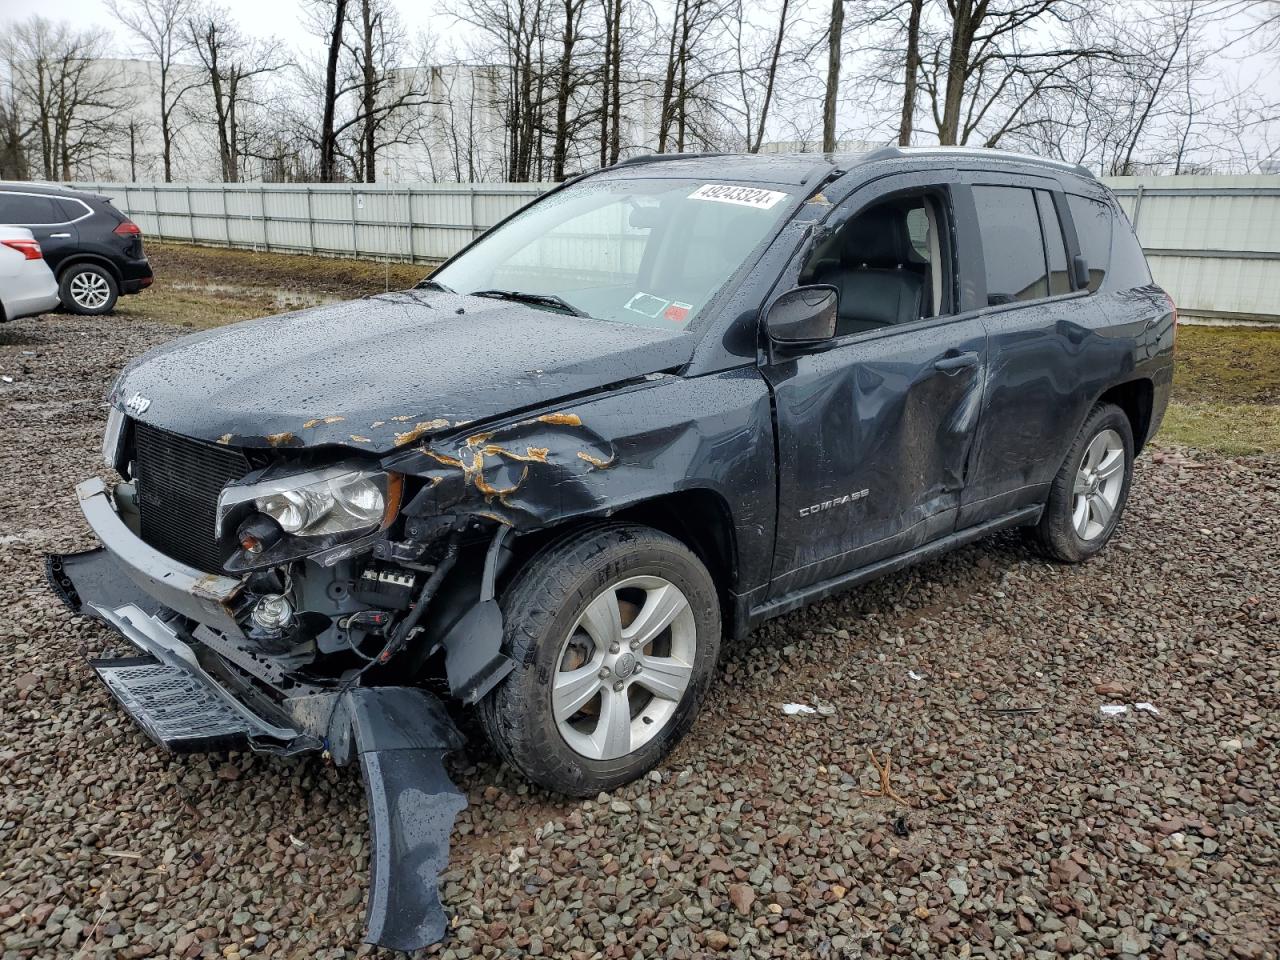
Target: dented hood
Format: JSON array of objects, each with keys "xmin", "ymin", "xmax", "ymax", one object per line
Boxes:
[{"xmin": 112, "ymin": 290, "xmax": 694, "ymax": 452}]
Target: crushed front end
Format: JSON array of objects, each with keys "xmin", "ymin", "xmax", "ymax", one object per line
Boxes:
[{"xmin": 46, "ymin": 412, "xmax": 495, "ymax": 953}]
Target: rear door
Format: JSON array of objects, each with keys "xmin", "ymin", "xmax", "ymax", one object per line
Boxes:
[
  {"xmin": 763, "ymin": 170, "xmax": 989, "ymax": 600},
  {"xmin": 956, "ymin": 175, "xmax": 1104, "ymax": 526}
]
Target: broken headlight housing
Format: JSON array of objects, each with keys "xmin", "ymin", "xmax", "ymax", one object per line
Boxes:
[{"xmin": 217, "ymin": 462, "xmax": 403, "ymax": 570}]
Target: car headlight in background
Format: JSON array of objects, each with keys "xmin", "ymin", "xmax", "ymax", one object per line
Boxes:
[{"xmin": 217, "ymin": 462, "xmax": 403, "ymax": 541}]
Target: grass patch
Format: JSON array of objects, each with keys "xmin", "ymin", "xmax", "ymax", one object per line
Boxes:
[
  {"xmin": 1160, "ymin": 323, "xmax": 1280, "ymax": 454},
  {"xmin": 1160, "ymin": 401, "xmax": 1280, "ymax": 455},
  {"xmin": 1172, "ymin": 324, "xmax": 1280, "ymax": 405},
  {"xmin": 114, "ymin": 241, "xmax": 437, "ymax": 330}
]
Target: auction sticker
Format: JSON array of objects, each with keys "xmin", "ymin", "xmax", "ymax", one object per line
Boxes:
[{"xmin": 689, "ymin": 184, "xmax": 788, "ymax": 209}]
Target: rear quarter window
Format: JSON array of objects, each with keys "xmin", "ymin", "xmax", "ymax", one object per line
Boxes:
[
  {"xmin": 1065, "ymin": 194, "xmax": 1111, "ymax": 292},
  {"xmin": 1107, "ymin": 204, "xmax": 1154, "ymax": 289}
]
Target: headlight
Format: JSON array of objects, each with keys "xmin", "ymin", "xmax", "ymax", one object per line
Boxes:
[{"xmin": 217, "ymin": 463, "xmax": 402, "ymax": 540}]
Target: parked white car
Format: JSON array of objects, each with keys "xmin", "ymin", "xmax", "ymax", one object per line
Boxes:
[{"xmin": 0, "ymin": 226, "xmax": 59, "ymax": 322}]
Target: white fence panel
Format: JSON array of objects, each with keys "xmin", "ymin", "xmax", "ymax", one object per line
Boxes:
[{"xmin": 69, "ymin": 175, "xmax": 1280, "ymax": 320}]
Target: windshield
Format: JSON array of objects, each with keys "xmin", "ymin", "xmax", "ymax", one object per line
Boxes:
[{"xmin": 429, "ymin": 178, "xmax": 794, "ymax": 330}]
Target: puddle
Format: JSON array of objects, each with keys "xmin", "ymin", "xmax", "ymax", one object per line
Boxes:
[{"xmin": 167, "ymin": 281, "xmax": 344, "ymax": 310}]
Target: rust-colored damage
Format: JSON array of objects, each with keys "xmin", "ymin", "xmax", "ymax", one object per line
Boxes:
[
  {"xmin": 265, "ymin": 432, "xmax": 296, "ymax": 447},
  {"xmin": 576, "ymin": 451, "xmax": 615, "ymax": 469},
  {"xmin": 537, "ymin": 412, "xmax": 582, "ymax": 427},
  {"xmin": 403, "ymin": 408, "xmax": 616, "ymax": 516},
  {"xmin": 394, "ymin": 419, "xmax": 450, "ymax": 446},
  {"xmin": 216, "ymin": 433, "xmax": 233, "ymax": 445},
  {"xmin": 351, "ymin": 434, "xmax": 373, "ymax": 443},
  {"xmin": 303, "ymin": 415, "xmax": 346, "ymax": 429}
]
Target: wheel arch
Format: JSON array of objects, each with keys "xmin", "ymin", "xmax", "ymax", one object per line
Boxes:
[
  {"xmin": 1097, "ymin": 377, "xmax": 1154, "ymax": 452},
  {"xmin": 57, "ymin": 254, "xmax": 122, "ymax": 283},
  {"xmin": 501, "ymin": 488, "xmax": 741, "ymax": 637}
]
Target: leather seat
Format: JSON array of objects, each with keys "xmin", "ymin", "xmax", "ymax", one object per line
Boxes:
[{"xmin": 814, "ymin": 206, "xmax": 926, "ymax": 335}]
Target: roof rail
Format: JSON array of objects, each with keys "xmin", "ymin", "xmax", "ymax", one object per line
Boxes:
[
  {"xmin": 612, "ymin": 152, "xmax": 730, "ymax": 168},
  {"xmin": 862, "ymin": 145, "xmax": 1095, "ymax": 180}
]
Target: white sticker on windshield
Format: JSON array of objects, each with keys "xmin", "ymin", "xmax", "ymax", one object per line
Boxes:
[{"xmin": 689, "ymin": 184, "xmax": 788, "ymax": 210}]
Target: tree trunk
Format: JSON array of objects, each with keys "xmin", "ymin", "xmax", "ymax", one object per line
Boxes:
[
  {"xmin": 160, "ymin": 67, "xmax": 173, "ymax": 181},
  {"xmin": 939, "ymin": 0, "xmax": 977, "ymax": 145},
  {"xmin": 751, "ymin": 0, "xmax": 789, "ymax": 153},
  {"xmin": 608, "ymin": 0, "xmax": 622, "ymax": 164},
  {"xmin": 822, "ymin": 0, "xmax": 843, "ymax": 153},
  {"xmin": 552, "ymin": 0, "xmax": 576, "ymax": 180},
  {"xmin": 320, "ymin": 0, "xmax": 348, "ymax": 182},
  {"xmin": 898, "ymin": 0, "xmax": 923, "ymax": 146},
  {"xmin": 361, "ymin": 0, "xmax": 377, "ymax": 183}
]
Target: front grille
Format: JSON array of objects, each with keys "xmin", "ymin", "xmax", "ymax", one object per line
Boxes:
[{"xmin": 133, "ymin": 421, "xmax": 251, "ymax": 573}]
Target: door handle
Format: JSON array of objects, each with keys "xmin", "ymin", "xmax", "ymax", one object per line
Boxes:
[
  {"xmin": 49, "ymin": 233, "xmax": 71, "ymax": 238},
  {"xmin": 934, "ymin": 351, "xmax": 979, "ymax": 373}
]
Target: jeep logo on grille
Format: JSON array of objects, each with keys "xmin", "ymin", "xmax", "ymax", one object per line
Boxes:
[{"xmin": 125, "ymin": 392, "xmax": 151, "ymax": 415}]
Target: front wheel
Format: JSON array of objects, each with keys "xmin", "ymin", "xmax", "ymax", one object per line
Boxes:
[
  {"xmin": 479, "ymin": 524, "xmax": 721, "ymax": 797},
  {"xmin": 1031, "ymin": 402, "xmax": 1134, "ymax": 562},
  {"xmin": 59, "ymin": 263, "xmax": 119, "ymax": 315}
]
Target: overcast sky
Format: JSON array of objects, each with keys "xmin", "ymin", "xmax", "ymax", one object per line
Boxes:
[{"xmin": 6, "ymin": 0, "xmax": 1278, "ymax": 155}]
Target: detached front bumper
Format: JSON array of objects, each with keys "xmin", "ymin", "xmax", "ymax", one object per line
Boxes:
[{"xmin": 48, "ymin": 477, "xmax": 469, "ymax": 951}]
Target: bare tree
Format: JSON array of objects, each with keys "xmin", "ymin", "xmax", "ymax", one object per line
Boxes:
[
  {"xmin": 898, "ymin": 0, "xmax": 924, "ymax": 144},
  {"xmin": 188, "ymin": 7, "xmax": 289, "ymax": 181},
  {"xmin": 822, "ymin": 0, "xmax": 844, "ymax": 152},
  {"xmin": 110, "ymin": 0, "xmax": 202, "ymax": 181},
  {"xmin": 312, "ymin": 0, "xmax": 349, "ymax": 181},
  {"xmin": 0, "ymin": 16, "xmax": 123, "ymax": 180}
]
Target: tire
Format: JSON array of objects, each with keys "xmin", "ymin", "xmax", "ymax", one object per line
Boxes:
[
  {"xmin": 479, "ymin": 523, "xmax": 721, "ymax": 797},
  {"xmin": 59, "ymin": 263, "xmax": 118, "ymax": 315},
  {"xmin": 1030, "ymin": 402, "xmax": 1134, "ymax": 563}
]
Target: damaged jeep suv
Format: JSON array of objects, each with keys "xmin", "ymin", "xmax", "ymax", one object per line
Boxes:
[{"xmin": 50, "ymin": 147, "xmax": 1173, "ymax": 951}]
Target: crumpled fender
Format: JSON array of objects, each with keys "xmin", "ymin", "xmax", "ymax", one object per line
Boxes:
[{"xmin": 384, "ymin": 369, "xmax": 776, "ymax": 593}]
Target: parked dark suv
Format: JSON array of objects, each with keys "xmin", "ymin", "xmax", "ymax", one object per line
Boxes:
[
  {"xmin": 0, "ymin": 182, "xmax": 153, "ymax": 314},
  {"xmin": 48, "ymin": 147, "xmax": 1173, "ymax": 951}
]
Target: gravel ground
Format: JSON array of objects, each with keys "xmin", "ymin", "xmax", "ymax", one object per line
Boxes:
[{"xmin": 2, "ymin": 313, "xmax": 1278, "ymax": 960}]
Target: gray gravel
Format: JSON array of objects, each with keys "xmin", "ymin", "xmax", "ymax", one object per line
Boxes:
[{"xmin": 2, "ymin": 313, "xmax": 1278, "ymax": 959}]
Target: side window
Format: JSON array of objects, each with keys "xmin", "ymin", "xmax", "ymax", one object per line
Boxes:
[
  {"xmin": 1108, "ymin": 205, "xmax": 1153, "ymax": 289},
  {"xmin": 1036, "ymin": 191, "xmax": 1071, "ymax": 295},
  {"xmin": 0, "ymin": 193, "xmax": 60, "ymax": 225},
  {"xmin": 1065, "ymin": 194, "xmax": 1111, "ymax": 293},
  {"xmin": 971, "ymin": 185, "xmax": 1049, "ymax": 305},
  {"xmin": 54, "ymin": 198, "xmax": 87, "ymax": 222},
  {"xmin": 800, "ymin": 190, "xmax": 951, "ymax": 336}
]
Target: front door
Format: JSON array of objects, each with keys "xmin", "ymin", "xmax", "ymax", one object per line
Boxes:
[{"xmin": 762, "ymin": 173, "xmax": 988, "ymax": 600}]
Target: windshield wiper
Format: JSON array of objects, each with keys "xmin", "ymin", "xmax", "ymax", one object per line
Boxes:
[
  {"xmin": 417, "ymin": 278, "xmax": 454, "ymax": 293},
  {"xmin": 469, "ymin": 288, "xmax": 590, "ymax": 318}
]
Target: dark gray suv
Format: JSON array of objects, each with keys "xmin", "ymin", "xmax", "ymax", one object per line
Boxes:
[
  {"xmin": 48, "ymin": 147, "xmax": 1173, "ymax": 951},
  {"xmin": 0, "ymin": 181, "xmax": 153, "ymax": 314}
]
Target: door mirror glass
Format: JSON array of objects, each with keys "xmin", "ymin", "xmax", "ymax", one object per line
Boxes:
[
  {"xmin": 1072, "ymin": 254, "xmax": 1090, "ymax": 290},
  {"xmin": 766, "ymin": 285, "xmax": 838, "ymax": 343}
]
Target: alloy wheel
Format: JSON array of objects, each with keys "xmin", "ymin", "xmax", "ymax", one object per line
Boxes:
[
  {"xmin": 1072, "ymin": 428, "xmax": 1125, "ymax": 540},
  {"xmin": 69, "ymin": 271, "xmax": 111, "ymax": 310},
  {"xmin": 552, "ymin": 575, "xmax": 697, "ymax": 761}
]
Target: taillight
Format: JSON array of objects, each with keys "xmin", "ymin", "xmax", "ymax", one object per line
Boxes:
[
  {"xmin": 1, "ymin": 239, "xmax": 42, "ymax": 260},
  {"xmin": 113, "ymin": 220, "xmax": 141, "ymax": 236}
]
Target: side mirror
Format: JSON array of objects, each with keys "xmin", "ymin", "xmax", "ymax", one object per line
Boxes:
[
  {"xmin": 1072, "ymin": 254, "xmax": 1091, "ymax": 290},
  {"xmin": 766, "ymin": 285, "xmax": 838, "ymax": 344}
]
